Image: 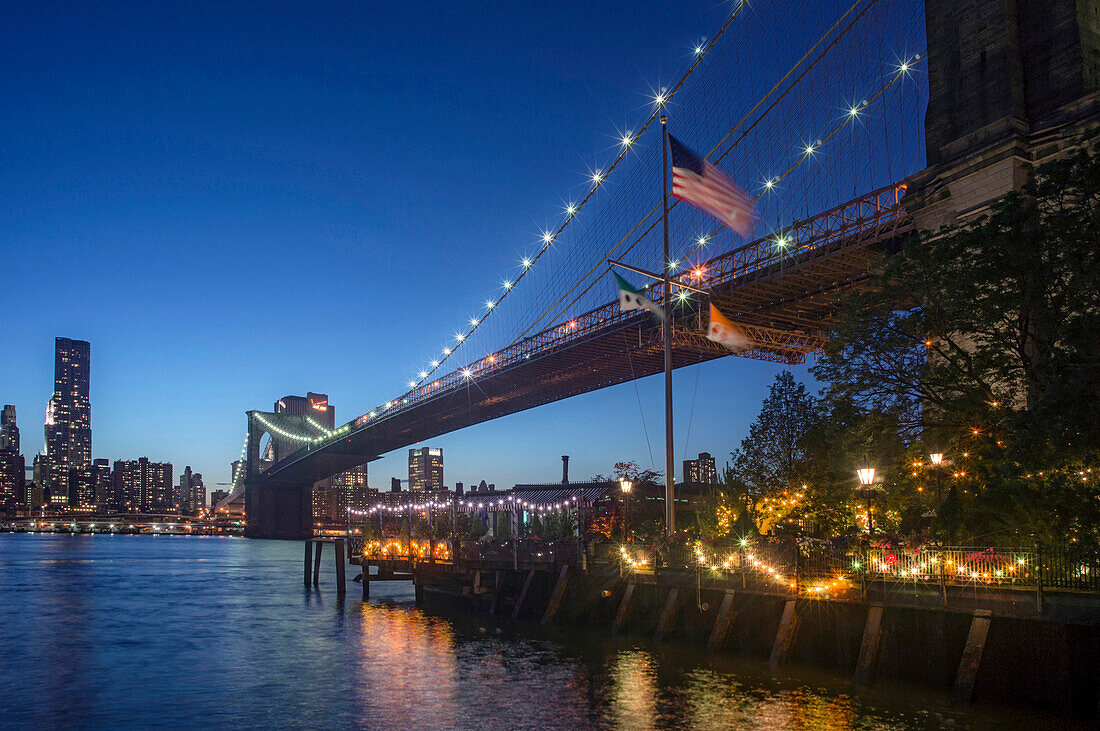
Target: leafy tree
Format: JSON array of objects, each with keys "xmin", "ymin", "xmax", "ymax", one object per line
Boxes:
[
  {"xmin": 729, "ymin": 371, "xmax": 821, "ymax": 532},
  {"xmin": 466, "ymin": 514, "xmax": 487, "ymax": 540},
  {"xmin": 593, "ymin": 461, "xmax": 663, "ymax": 486},
  {"xmin": 814, "ymin": 149, "xmax": 1100, "ymax": 544}
]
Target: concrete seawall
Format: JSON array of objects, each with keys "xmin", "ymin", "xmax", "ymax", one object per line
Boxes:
[{"xmin": 420, "ymin": 567, "xmax": 1100, "ymax": 718}]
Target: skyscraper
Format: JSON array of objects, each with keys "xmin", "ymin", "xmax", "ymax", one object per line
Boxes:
[
  {"xmin": 408, "ymin": 447, "xmax": 443, "ymax": 492},
  {"xmin": 683, "ymin": 452, "xmax": 718, "ymax": 485},
  {"xmin": 44, "ymin": 338, "xmax": 91, "ymax": 501},
  {"xmin": 1, "ymin": 405, "xmax": 19, "ymax": 453},
  {"xmin": 178, "ymin": 466, "xmax": 206, "ymax": 515},
  {"xmin": 112, "ymin": 458, "xmax": 173, "ymax": 513},
  {"xmin": 0, "ymin": 405, "xmax": 24, "ymax": 509},
  {"xmin": 0, "ymin": 452, "xmax": 24, "ymax": 509}
]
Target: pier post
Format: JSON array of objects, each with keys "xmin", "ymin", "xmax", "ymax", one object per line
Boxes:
[
  {"xmin": 512, "ymin": 569, "xmax": 536, "ymax": 619},
  {"xmin": 705, "ymin": 590, "xmax": 737, "ymax": 654},
  {"xmin": 653, "ymin": 586, "xmax": 681, "ymax": 643},
  {"xmin": 362, "ymin": 565, "xmax": 370, "ymax": 600},
  {"xmin": 769, "ymin": 600, "xmax": 800, "ymax": 667},
  {"xmin": 313, "ymin": 541, "xmax": 322, "ymax": 587},
  {"xmin": 541, "ymin": 565, "xmax": 571, "ymax": 625},
  {"xmin": 611, "ymin": 582, "xmax": 635, "ymax": 635},
  {"xmin": 304, "ymin": 541, "xmax": 312, "ymax": 587},
  {"xmin": 854, "ymin": 603, "xmax": 885, "ymax": 686},
  {"xmin": 335, "ymin": 540, "xmax": 346, "ymax": 596},
  {"xmin": 952, "ymin": 609, "xmax": 992, "ymax": 705}
]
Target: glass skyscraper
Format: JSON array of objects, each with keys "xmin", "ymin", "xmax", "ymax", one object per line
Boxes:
[{"xmin": 44, "ymin": 337, "xmax": 91, "ymax": 502}]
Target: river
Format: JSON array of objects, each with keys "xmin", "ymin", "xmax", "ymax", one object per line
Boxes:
[{"xmin": 0, "ymin": 533, "xmax": 1081, "ymax": 729}]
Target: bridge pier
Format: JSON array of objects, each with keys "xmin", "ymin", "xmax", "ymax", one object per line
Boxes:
[{"xmin": 245, "ymin": 482, "xmax": 313, "ymax": 540}]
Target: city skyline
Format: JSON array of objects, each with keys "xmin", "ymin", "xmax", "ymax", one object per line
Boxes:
[{"xmin": 1, "ymin": 0, "xmax": 818, "ymax": 490}]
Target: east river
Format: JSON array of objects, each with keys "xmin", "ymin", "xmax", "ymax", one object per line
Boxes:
[{"xmin": 0, "ymin": 534, "xmax": 1083, "ymax": 729}]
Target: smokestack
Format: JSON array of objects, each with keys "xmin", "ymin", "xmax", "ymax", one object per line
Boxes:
[{"xmin": 561, "ymin": 455, "xmax": 569, "ymax": 485}]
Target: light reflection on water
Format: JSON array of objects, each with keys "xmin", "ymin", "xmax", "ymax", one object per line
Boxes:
[{"xmin": 0, "ymin": 534, "xmax": 1082, "ymax": 730}]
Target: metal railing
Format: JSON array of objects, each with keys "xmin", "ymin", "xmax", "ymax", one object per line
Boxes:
[
  {"xmin": 617, "ymin": 540, "xmax": 1100, "ymax": 593},
  {"xmin": 347, "ymin": 535, "xmax": 1099, "ymax": 594}
]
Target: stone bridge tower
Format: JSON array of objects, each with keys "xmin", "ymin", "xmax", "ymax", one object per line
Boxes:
[{"xmin": 906, "ymin": 0, "xmax": 1099, "ymax": 228}]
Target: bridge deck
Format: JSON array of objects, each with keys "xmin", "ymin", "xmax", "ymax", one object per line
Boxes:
[{"xmin": 258, "ymin": 184, "xmax": 913, "ymax": 488}]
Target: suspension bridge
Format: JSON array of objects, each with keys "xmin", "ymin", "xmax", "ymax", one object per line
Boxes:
[{"xmin": 226, "ymin": 0, "xmax": 1100, "ymax": 539}]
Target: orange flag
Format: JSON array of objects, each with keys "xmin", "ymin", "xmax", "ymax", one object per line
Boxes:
[{"xmin": 707, "ymin": 304, "xmax": 753, "ymax": 352}]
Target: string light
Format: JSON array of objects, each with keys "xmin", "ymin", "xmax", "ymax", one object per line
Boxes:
[{"xmin": 342, "ymin": 24, "xmax": 926, "ymax": 433}]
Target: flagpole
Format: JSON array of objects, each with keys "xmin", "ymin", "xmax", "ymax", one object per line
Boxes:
[{"xmin": 660, "ymin": 114, "xmax": 675, "ymax": 537}]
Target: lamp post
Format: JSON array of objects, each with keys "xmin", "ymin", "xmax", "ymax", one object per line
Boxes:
[
  {"xmin": 929, "ymin": 452, "xmax": 944, "ymax": 526},
  {"xmin": 620, "ymin": 480, "xmax": 633, "ymax": 542},
  {"xmin": 856, "ymin": 467, "xmax": 878, "ymax": 537}
]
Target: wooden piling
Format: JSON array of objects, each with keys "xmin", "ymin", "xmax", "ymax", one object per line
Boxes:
[
  {"xmin": 512, "ymin": 569, "xmax": 536, "ymax": 619},
  {"xmin": 653, "ymin": 586, "xmax": 681, "ymax": 642},
  {"xmin": 362, "ymin": 565, "xmax": 370, "ymax": 600},
  {"xmin": 304, "ymin": 541, "xmax": 312, "ymax": 587},
  {"xmin": 541, "ymin": 565, "xmax": 570, "ymax": 625},
  {"xmin": 335, "ymin": 540, "xmax": 346, "ymax": 596},
  {"xmin": 705, "ymin": 590, "xmax": 737, "ymax": 654},
  {"xmin": 312, "ymin": 541, "xmax": 322, "ymax": 587},
  {"xmin": 854, "ymin": 603, "xmax": 885, "ymax": 686},
  {"xmin": 769, "ymin": 599, "xmax": 800, "ymax": 667},
  {"xmin": 611, "ymin": 582, "xmax": 636, "ymax": 635},
  {"xmin": 953, "ymin": 609, "xmax": 992, "ymax": 705}
]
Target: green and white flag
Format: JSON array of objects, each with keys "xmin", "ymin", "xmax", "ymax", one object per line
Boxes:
[{"xmin": 614, "ymin": 271, "xmax": 665, "ymax": 321}]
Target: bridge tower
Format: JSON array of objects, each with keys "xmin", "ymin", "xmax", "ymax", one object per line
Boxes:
[
  {"xmin": 907, "ymin": 0, "xmax": 1099, "ymax": 227},
  {"xmin": 243, "ymin": 409, "xmax": 317, "ymax": 540}
]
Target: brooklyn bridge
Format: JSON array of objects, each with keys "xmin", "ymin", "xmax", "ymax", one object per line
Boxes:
[{"xmin": 226, "ymin": 0, "xmax": 1099, "ymax": 540}]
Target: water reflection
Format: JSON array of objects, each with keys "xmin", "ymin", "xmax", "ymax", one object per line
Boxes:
[
  {"xmin": 0, "ymin": 535, "xmax": 1085, "ymax": 730},
  {"xmin": 606, "ymin": 650, "xmax": 660, "ymax": 729}
]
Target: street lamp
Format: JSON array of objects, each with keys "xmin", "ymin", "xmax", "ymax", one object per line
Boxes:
[
  {"xmin": 620, "ymin": 480, "xmax": 633, "ymax": 542},
  {"xmin": 856, "ymin": 467, "xmax": 878, "ymax": 536},
  {"xmin": 929, "ymin": 452, "xmax": 944, "ymax": 519}
]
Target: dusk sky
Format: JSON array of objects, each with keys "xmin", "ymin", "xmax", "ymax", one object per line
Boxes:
[{"xmin": 3, "ymin": 1, "xmax": 833, "ymax": 489}]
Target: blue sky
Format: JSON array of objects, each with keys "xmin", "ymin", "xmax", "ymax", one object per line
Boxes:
[{"xmin": 0, "ymin": 2, "xmax": 915, "ymax": 489}]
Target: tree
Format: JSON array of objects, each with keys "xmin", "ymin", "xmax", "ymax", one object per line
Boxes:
[
  {"xmin": 467, "ymin": 513, "xmax": 487, "ymax": 540},
  {"xmin": 594, "ymin": 461, "xmax": 662, "ymax": 486},
  {"xmin": 813, "ymin": 149, "xmax": 1100, "ymax": 544},
  {"xmin": 729, "ymin": 371, "xmax": 821, "ymax": 532}
]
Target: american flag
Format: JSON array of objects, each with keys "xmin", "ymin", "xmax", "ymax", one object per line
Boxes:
[{"xmin": 669, "ymin": 134, "xmax": 756, "ymax": 237}]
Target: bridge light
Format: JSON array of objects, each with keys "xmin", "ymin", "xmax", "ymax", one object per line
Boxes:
[
  {"xmin": 804, "ymin": 143, "xmax": 816, "ymax": 156},
  {"xmin": 462, "ymin": 368, "xmax": 472, "ymax": 379},
  {"xmin": 848, "ymin": 106, "xmax": 861, "ymax": 118},
  {"xmin": 408, "ymin": 380, "xmax": 416, "ymax": 388},
  {"xmin": 485, "ymin": 300, "xmax": 495, "ymax": 309},
  {"xmin": 620, "ymin": 131, "xmax": 634, "ymax": 148},
  {"xmin": 503, "ymin": 280, "xmax": 512, "ymax": 289},
  {"xmin": 764, "ymin": 178, "xmax": 775, "ymax": 190},
  {"xmin": 542, "ymin": 231, "xmax": 554, "ymax": 244},
  {"xmin": 676, "ymin": 290, "xmax": 690, "ymax": 302},
  {"xmin": 591, "ymin": 169, "xmax": 603, "ymax": 184},
  {"xmin": 565, "ymin": 203, "xmax": 576, "ymax": 216},
  {"xmin": 443, "ymin": 347, "xmax": 452, "ymax": 355},
  {"xmin": 455, "ymin": 333, "xmax": 464, "ymax": 342},
  {"xmin": 469, "ymin": 317, "xmax": 479, "ymax": 326},
  {"xmin": 697, "ymin": 235, "xmax": 708, "ymax": 246},
  {"xmin": 653, "ymin": 88, "xmax": 667, "ymax": 107},
  {"xmin": 522, "ymin": 257, "xmax": 532, "ymax": 268},
  {"xmin": 694, "ymin": 44, "xmax": 704, "ymax": 56}
]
